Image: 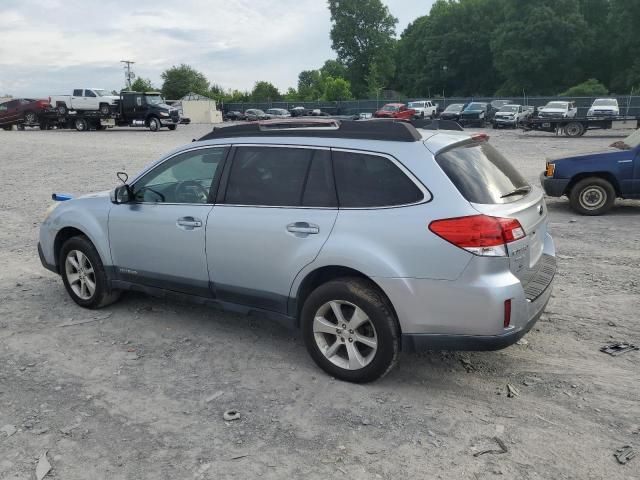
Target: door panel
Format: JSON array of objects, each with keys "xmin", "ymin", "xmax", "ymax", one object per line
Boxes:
[
  {"xmin": 109, "ymin": 204, "xmax": 213, "ymax": 295},
  {"xmin": 206, "ymin": 207, "xmax": 337, "ymax": 311}
]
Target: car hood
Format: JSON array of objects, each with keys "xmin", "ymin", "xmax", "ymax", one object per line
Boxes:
[
  {"xmin": 78, "ymin": 190, "xmax": 111, "ymax": 199},
  {"xmin": 547, "ymin": 147, "xmax": 632, "ymax": 164},
  {"xmin": 539, "ymin": 108, "xmax": 566, "ymax": 113}
]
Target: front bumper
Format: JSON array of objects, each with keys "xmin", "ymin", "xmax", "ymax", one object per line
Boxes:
[
  {"xmin": 539, "ymin": 172, "xmax": 570, "ymax": 197},
  {"xmin": 160, "ymin": 117, "xmax": 179, "ymax": 126},
  {"xmin": 38, "ymin": 242, "xmax": 58, "ymax": 273},
  {"xmin": 494, "ymin": 118, "xmax": 517, "ymax": 126}
]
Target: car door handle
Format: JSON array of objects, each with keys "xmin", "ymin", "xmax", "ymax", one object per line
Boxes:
[
  {"xmin": 176, "ymin": 216, "xmax": 203, "ymax": 230},
  {"xmin": 287, "ymin": 222, "xmax": 319, "ymax": 235}
]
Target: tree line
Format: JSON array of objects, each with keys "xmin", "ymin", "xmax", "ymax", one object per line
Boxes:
[{"xmin": 129, "ymin": 0, "xmax": 640, "ymax": 102}]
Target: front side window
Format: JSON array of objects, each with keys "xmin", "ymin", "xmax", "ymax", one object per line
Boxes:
[
  {"xmin": 333, "ymin": 151, "xmax": 424, "ymax": 208},
  {"xmin": 225, "ymin": 147, "xmax": 315, "ymax": 207},
  {"xmin": 84, "ymin": 90, "xmax": 96, "ymax": 97},
  {"xmin": 0, "ymin": 103, "xmax": 8, "ymax": 112},
  {"xmin": 133, "ymin": 148, "xmax": 226, "ymax": 204}
]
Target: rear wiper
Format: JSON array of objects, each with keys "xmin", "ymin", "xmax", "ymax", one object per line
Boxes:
[{"xmin": 500, "ymin": 186, "xmax": 531, "ymax": 198}]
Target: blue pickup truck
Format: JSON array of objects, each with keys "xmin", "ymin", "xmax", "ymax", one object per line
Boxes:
[{"xmin": 540, "ymin": 128, "xmax": 640, "ymax": 215}]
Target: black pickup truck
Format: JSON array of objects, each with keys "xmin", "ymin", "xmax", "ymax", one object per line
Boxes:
[{"xmin": 37, "ymin": 91, "xmax": 181, "ymax": 131}]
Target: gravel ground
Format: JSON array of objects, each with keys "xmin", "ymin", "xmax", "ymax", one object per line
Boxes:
[{"xmin": 1, "ymin": 124, "xmax": 639, "ymax": 480}]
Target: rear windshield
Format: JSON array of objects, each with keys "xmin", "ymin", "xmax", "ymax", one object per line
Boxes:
[{"xmin": 435, "ymin": 142, "xmax": 529, "ymax": 204}]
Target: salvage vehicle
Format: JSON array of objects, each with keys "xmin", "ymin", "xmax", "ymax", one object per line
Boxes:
[
  {"xmin": 224, "ymin": 111, "xmax": 246, "ymax": 121},
  {"xmin": 266, "ymin": 108, "xmax": 291, "ymax": 119},
  {"xmin": 39, "ymin": 91, "xmax": 180, "ymax": 131},
  {"xmin": 49, "ymin": 88, "xmax": 119, "ymax": 115},
  {"xmin": 540, "ymin": 128, "xmax": 640, "ymax": 215},
  {"xmin": 373, "ymin": 103, "xmax": 416, "ymax": 119},
  {"xmin": 39, "ymin": 119, "xmax": 556, "ymax": 383},
  {"xmin": 0, "ymin": 98, "xmax": 50, "ymax": 130},
  {"xmin": 459, "ymin": 102, "xmax": 489, "ymax": 126},
  {"xmin": 245, "ymin": 109, "xmax": 268, "ymax": 121},
  {"xmin": 537, "ymin": 101, "xmax": 578, "ymax": 119},
  {"xmin": 439, "ymin": 103, "xmax": 467, "ymax": 122},
  {"xmin": 493, "ymin": 104, "xmax": 528, "ymax": 129},
  {"xmin": 407, "ymin": 100, "xmax": 438, "ymax": 119},
  {"xmin": 587, "ymin": 98, "xmax": 619, "ymax": 117}
]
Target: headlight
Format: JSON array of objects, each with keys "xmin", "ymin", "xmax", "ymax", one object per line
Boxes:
[
  {"xmin": 159, "ymin": 112, "xmax": 169, "ymax": 117},
  {"xmin": 43, "ymin": 203, "xmax": 59, "ymax": 221}
]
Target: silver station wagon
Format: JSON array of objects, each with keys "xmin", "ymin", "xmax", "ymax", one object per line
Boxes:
[{"xmin": 39, "ymin": 119, "xmax": 556, "ymax": 383}]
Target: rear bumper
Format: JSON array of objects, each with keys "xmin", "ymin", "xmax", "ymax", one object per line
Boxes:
[
  {"xmin": 539, "ymin": 172, "xmax": 570, "ymax": 197},
  {"xmin": 377, "ymin": 234, "xmax": 556, "ymax": 352}
]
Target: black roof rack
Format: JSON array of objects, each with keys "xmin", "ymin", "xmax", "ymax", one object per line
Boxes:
[{"xmin": 198, "ymin": 118, "xmax": 423, "ymax": 142}]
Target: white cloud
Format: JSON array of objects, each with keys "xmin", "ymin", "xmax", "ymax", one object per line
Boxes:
[{"xmin": 0, "ymin": 0, "xmax": 434, "ymax": 97}]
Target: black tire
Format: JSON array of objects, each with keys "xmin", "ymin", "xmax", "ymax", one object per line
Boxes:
[
  {"xmin": 2, "ymin": 125, "xmax": 12, "ymax": 131},
  {"xmin": 492, "ymin": 122, "xmax": 498, "ymax": 129},
  {"xmin": 564, "ymin": 121, "xmax": 585, "ymax": 137},
  {"xmin": 569, "ymin": 177, "xmax": 615, "ymax": 215},
  {"xmin": 57, "ymin": 104, "xmax": 67, "ymax": 115},
  {"xmin": 167, "ymin": 124, "xmax": 177, "ymax": 131},
  {"xmin": 430, "ymin": 111, "xmax": 436, "ymax": 119},
  {"xmin": 59, "ymin": 235, "xmax": 121, "ymax": 309},
  {"xmin": 99, "ymin": 103, "xmax": 111, "ymax": 115},
  {"xmin": 148, "ymin": 116, "xmax": 160, "ymax": 131},
  {"xmin": 75, "ymin": 118, "xmax": 88, "ymax": 131},
  {"xmin": 301, "ymin": 277, "xmax": 399, "ymax": 383},
  {"xmin": 17, "ymin": 124, "xmax": 25, "ymax": 131},
  {"xmin": 24, "ymin": 111, "xmax": 38, "ymax": 124}
]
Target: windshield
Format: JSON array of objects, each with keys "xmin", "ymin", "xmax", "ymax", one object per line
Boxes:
[
  {"xmin": 145, "ymin": 95, "xmax": 166, "ymax": 105},
  {"xmin": 614, "ymin": 129, "xmax": 640, "ymax": 149},
  {"xmin": 544, "ymin": 102, "xmax": 567, "ymax": 109},
  {"xmin": 445, "ymin": 104, "xmax": 464, "ymax": 112},
  {"xmin": 593, "ymin": 99, "xmax": 617, "ymax": 106},
  {"xmin": 382, "ymin": 105, "xmax": 398, "ymax": 112},
  {"xmin": 408, "ymin": 102, "xmax": 424, "ymax": 108},
  {"xmin": 94, "ymin": 89, "xmax": 112, "ymax": 97},
  {"xmin": 466, "ymin": 103, "xmax": 485, "ymax": 110},
  {"xmin": 501, "ymin": 106, "xmax": 519, "ymax": 113}
]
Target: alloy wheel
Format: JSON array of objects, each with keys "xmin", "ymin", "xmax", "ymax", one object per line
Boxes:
[
  {"xmin": 65, "ymin": 250, "xmax": 96, "ymax": 300},
  {"xmin": 313, "ymin": 300, "xmax": 378, "ymax": 370}
]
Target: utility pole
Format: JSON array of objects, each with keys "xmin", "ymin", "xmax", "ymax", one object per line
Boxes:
[{"xmin": 120, "ymin": 60, "xmax": 135, "ymax": 89}]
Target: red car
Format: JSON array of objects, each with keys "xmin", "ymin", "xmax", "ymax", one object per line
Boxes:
[
  {"xmin": 0, "ymin": 98, "xmax": 50, "ymax": 130},
  {"xmin": 373, "ymin": 103, "xmax": 416, "ymax": 119}
]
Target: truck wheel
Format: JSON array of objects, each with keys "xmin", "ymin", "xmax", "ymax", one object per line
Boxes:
[
  {"xmin": 168, "ymin": 124, "xmax": 177, "ymax": 131},
  {"xmin": 99, "ymin": 104, "xmax": 111, "ymax": 115},
  {"xmin": 57, "ymin": 104, "xmax": 67, "ymax": 115},
  {"xmin": 564, "ymin": 122, "xmax": 585, "ymax": 137},
  {"xmin": 74, "ymin": 118, "xmax": 88, "ymax": 131},
  {"xmin": 148, "ymin": 116, "xmax": 160, "ymax": 132},
  {"xmin": 430, "ymin": 111, "xmax": 436, "ymax": 119},
  {"xmin": 569, "ymin": 177, "xmax": 615, "ymax": 216},
  {"xmin": 3, "ymin": 125, "xmax": 12, "ymax": 131}
]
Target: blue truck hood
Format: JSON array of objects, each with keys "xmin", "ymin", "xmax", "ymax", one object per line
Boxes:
[{"xmin": 548, "ymin": 147, "xmax": 630, "ymax": 164}]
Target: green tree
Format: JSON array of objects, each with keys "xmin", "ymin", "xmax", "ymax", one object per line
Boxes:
[
  {"xmin": 328, "ymin": 0, "xmax": 397, "ymax": 98},
  {"xmin": 323, "ymin": 77, "xmax": 353, "ymax": 100},
  {"xmin": 298, "ymin": 70, "xmax": 325, "ymax": 100},
  {"xmin": 160, "ymin": 64, "xmax": 209, "ymax": 99},
  {"xmin": 284, "ymin": 87, "xmax": 300, "ymax": 101},
  {"xmin": 320, "ymin": 59, "xmax": 347, "ymax": 79},
  {"xmin": 251, "ymin": 81, "xmax": 282, "ymax": 102},
  {"xmin": 129, "ymin": 77, "xmax": 156, "ymax": 92},
  {"xmin": 560, "ymin": 78, "xmax": 608, "ymax": 96},
  {"xmin": 608, "ymin": 0, "xmax": 640, "ymax": 92},
  {"xmin": 491, "ymin": 0, "xmax": 589, "ymax": 95}
]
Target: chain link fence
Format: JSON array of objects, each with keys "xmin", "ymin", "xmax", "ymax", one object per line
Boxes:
[{"xmin": 223, "ymin": 95, "xmax": 640, "ymax": 117}]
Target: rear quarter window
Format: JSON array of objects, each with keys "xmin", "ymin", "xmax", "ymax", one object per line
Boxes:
[
  {"xmin": 435, "ymin": 142, "xmax": 529, "ymax": 204},
  {"xmin": 333, "ymin": 150, "xmax": 424, "ymax": 208}
]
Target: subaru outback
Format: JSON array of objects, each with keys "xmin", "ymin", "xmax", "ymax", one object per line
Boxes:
[{"xmin": 39, "ymin": 119, "xmax": 556, "ymax": 383}]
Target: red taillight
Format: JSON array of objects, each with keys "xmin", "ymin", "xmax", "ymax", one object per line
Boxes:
[
  {"xmin": 504, "ymin": 299, "xmax": 512, "ymax": 328},
  {"xmin": 471, "ymin": 133, "xmax": 490, "ymax": 142},
  {"xmin": 429, "ymin": 215, "xmax": 525, "ymax": 256}
]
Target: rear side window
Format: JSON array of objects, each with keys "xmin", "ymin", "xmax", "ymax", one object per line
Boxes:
[
  {"xmin": 73, "ymin": 89, "xmax": 82, "ymax": 96},
  {"xmin": 225, "ymin": 147, "xmax": 313, "ymax": 207},
  {"xmin": 435, "ymin": 142, "xmax": 529, "ymax": 204},
  {"xmin": 333, "ymin": 151, "xmax": 423, "ymax": 208}
]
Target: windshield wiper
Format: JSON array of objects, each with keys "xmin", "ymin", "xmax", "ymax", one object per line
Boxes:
[{"xmin": 500, "ymin": 186, "xmax": 531, "ymax": 198}]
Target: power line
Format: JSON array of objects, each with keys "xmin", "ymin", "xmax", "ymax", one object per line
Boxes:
[{"xmin": 120, "ymin": 60, "xmax": 135, "ymax": 89}]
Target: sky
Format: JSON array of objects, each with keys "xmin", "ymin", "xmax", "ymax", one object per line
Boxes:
[{"xmin": 0, "ymin": 0, "xmax": 435, "ymax": 98}]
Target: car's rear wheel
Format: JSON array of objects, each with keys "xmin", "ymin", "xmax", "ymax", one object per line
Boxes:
[
  {"xmin": 74, "ymin": 118, "xmax": 88, "ymax": 131},
  {"xmin": 301, "ymin": 277, "xmax": 399, "ymax": 383},
  {"xmin": 569, "ymin": 177, "xmax": 615, "ymax": 215},
  {"xmin": 59, "ymin": 236, "xmax": 121, "ymax": 309}
]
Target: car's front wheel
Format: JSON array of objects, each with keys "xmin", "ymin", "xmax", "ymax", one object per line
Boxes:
[
  {"xmin": 301, "ymin": 277, "xmax": 399, "ymax": 383},
  {"xmin": 148, "ymin": 116, "xmax": 160, "ymax": 131},
  {"xmin": 60, "ymin": 236, "xmax": 121, "ymax": 308},
  {"xmin": 569, "ymin": 177, "xmax": 615, "ymax": 215}
]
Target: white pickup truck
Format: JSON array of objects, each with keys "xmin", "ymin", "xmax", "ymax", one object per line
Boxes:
[
  {"xmin": 49, "ymin": 88, "xmax": 119, "ymax": 115},
  {"xmin": 407, "ymin": 100, "xmax": 439, "ymax": 119}
]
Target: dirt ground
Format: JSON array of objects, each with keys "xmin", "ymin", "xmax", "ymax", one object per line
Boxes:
[{"xmin": 1, "ymin": 123, "xmax": 639, "ymax": 480}]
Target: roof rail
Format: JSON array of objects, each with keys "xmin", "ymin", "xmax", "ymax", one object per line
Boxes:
[{"xmin": 198, "ymin": 119, "xmax": 422, "ymax": 142}]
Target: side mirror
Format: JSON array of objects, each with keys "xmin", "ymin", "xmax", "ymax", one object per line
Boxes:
[{"xmin": 110, "ymin": 185, "xmax": 132, "ymax": 204}]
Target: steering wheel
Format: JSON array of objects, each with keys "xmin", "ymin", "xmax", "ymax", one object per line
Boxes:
[{"xmin": 175, "ymin": 180, "xmax": 209, "ymax": 203}]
